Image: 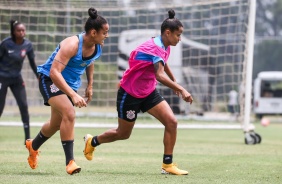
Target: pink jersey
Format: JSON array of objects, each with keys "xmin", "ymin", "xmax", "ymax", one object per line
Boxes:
[{"xmin": 120, "ymin": 38, "xmax": 171, "ymax": 98}]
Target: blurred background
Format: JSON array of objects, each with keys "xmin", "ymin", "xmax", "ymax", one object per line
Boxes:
[{"xmin": 0, "ymin": 0, "xmax": 281, "ymax": 123}]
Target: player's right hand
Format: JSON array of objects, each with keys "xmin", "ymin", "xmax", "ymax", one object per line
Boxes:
[
  {"xmin": 72, "ymin": 94, "xmax": 87, "ymax": 108},
  {"xmin": 181, "ymin": 90, "xmax": 193, "ymax": 104}
]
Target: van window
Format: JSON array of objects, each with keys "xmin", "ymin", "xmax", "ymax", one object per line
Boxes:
[{"xmin": 260, "ymin": 80, "xmax": 282, "ymax": 98}]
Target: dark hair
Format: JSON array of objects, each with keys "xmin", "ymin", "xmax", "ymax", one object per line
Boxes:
[
  {"xmin": 84, "ymin": 7, "xmax": 107, "ymax": 33},
  {"xmin": 161, "ymin": 9, "xmax": 183, "ymax": 34},
  {"xmin": 10, "ymin": 20, "xmax": 21, "ymax": 42}
]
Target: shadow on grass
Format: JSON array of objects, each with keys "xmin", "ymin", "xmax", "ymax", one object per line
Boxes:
[{"xmin": 18, "ymin": 171, "xmax": 57, "ymax": 176}]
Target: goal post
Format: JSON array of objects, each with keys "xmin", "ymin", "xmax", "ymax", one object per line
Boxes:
[
  {"xmin": 0, "ymin": 0, "xmax": 257, "ymax": 133},
  {"xmin": 242, "ymin": 0, "xmax": 256, "ymax": 132}
]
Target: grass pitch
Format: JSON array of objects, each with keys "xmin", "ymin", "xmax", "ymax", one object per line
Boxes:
[{"xmin": 0, "ymin": 122, "xmax": 282, "ymax": 184}]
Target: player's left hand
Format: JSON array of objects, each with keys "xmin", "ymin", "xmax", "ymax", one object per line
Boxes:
[{"xmin": 84, "ymin": 86, "xmax": 93, "ymax": 104}]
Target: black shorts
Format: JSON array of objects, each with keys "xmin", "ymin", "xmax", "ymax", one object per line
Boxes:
[
  {"xmin": 116, "ymin": 87, "xmax": 164, "ymax": 122},
  {"xmin": 38, "ymin": 73, "xmax": 74, "ymax": 106}
]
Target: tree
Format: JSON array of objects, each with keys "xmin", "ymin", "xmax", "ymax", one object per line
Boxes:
[
  {"xmin": 253, "ymin": 0, "xmax": 282, "ymax": 79},
  {"xmin": 256, "ymin": 0, "xmax": 282, "ymax": 36},
  {"xmin": 253, "ymin": 40, "xmax": 282, "ymax": 78}
]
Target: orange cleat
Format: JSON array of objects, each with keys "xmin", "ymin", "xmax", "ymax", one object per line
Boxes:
[
  {"xmin": 83, "ymin": 134, "xmax": 95, "ymax": 161},
  {"xmin": 66, "ymin": 160, "xmax": 81, "ymax": 175},
  {"xmin": 161, "ymin": 163, "xmax": 188, "ymax": 175},
  {"xmin": 25, "ymin": 139, "xmax": 39, "ymax": 169}
]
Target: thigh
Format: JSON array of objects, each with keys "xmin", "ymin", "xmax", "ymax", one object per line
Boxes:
[
  {"xmin": 147, "ymin": 100, "xmax": 176, "ymax": 126},
  {"xmin": 0, "ymin": 77, "xmax": 9, "ymax": 114},
  {"xmin": 117, "ymin": 118, "xmax": 135, "ymax": 135},
  {"xmin": 10, "ymin": 76, "xmax": 27, "ymax": 106},
  {"xmin": 48, "ymin": 104, "xmax": 63, "ymax": 129},
  {"xmin": 0, "ymin": 76, "xmax": 9, "ymax": 96},
  {"xmin": 48, "ymin": 94, "xmax": 75, "ymax": 117}
]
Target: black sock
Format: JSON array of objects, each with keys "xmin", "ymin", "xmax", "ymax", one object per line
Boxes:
[
  {"xmin": 32, "ymin": 131, "xmax": 49, "ymax": 150},
  {"xmin": 91, "ymin": 136, "xmax": 100, "ymax": 147},
  {"xmin": 62, "ymin": 140, "xmax": 74, "ymax": 165},
  {"xmin": 23, "ymin": 122, "xmax": 30, "ymax": 141},
  {"xmin": 163, "ymin": 154, "xmax": 173, "ymax": 164}
]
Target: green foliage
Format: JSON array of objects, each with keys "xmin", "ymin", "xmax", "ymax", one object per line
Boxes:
[
  {"xmin": 256, "ymin": 0, "xmax": 282, "ymax": 36},
  {"xmin": 253, "ymin": 40, "xmax": 282, "ymax": 79},
  {"xmin": 254, "ymin": 0, "xmax": 282, "ymax": 77}
]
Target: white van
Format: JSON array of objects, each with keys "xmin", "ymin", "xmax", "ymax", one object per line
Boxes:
[{"xmin": 253, "ymin": 71, "xmax": 282, "ymax": 119}]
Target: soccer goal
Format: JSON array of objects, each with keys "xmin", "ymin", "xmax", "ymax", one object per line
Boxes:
[{"xmin": 0, "ymin": 0, "xmax": 259, "ymax": 143}]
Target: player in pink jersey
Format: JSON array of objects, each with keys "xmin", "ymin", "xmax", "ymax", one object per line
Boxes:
[{"xmin": 83, "ymin": 9, "xmax": 193, "ymax": 175}]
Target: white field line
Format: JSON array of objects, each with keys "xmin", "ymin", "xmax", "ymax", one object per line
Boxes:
[{"xmin": 0, "ymin": 122, "xmax": 242, "ymax": 130}]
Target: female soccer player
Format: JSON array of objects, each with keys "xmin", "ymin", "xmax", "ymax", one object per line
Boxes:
[
  {"xmin": 25, "ymin": 7, "xmax": 109, "ymax": 175},
  {"xmin": 0, "ymin": 20, "xmax": 38, "ymax": 143},
  {"xmin": 83, "ymin": 9, "xmax": 193, "ymax": 175}
]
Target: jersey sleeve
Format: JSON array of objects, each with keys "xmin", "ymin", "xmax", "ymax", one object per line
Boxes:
[
  {"xmin": 26, "ymin": 42, "xmax": 35, "ymax": 59},
  {"xmin": 26, "ymin": 42, "xmax": 38, "ymax": 77},
  {"xmin": 152, "ymin": 56, "xmax": 165, "ymax": 65},
  {"xmin": 135, "ymin": 51, "xmax": 165, "ymax": 65}
]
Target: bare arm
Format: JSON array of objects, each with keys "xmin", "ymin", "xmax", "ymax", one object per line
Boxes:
[
  {"xmin": 154, "ymin": 61, "xmax": 193, "ymax": 104},
  {"xmin": 164, "ymin": 63, "xmax": 176, "ymax": 82},
  {"xmin": 84, "ymin": 63, "xmax": 94, "ymax": 104},
  {"xmin": 49, "ymin": 36, "xmax": 87, "ymax": 108}
]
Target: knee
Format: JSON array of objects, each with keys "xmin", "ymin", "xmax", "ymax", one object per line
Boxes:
[
  {"xmin": 120, "ymin": 133, "xmax": 131, "ymax": 140},
  {"xmin": 165, "ymin": 118, "xmax": 178, "ymax": 130},
  {"xmin": 62, "ymin": 108, "xmax": 76, "ymax": 123}
]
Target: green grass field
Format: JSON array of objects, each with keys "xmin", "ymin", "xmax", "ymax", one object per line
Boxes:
[{"xmin": 0, "ymin": 122, "xmax": 282, "ymax": 184}]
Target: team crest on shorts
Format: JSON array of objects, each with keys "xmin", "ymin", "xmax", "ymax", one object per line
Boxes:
[
  {"xmin": 50, "ymin": 83, "xmax": 59, "ymax": 93},
  {"xmin": 126, "ymin": 110, "xmax": 135, "ymax": 120}
]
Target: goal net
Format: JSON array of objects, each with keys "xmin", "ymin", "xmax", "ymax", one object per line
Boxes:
[{"xmin": 0, "ymin": 0, "xmax": 255, "ymax": 126}]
